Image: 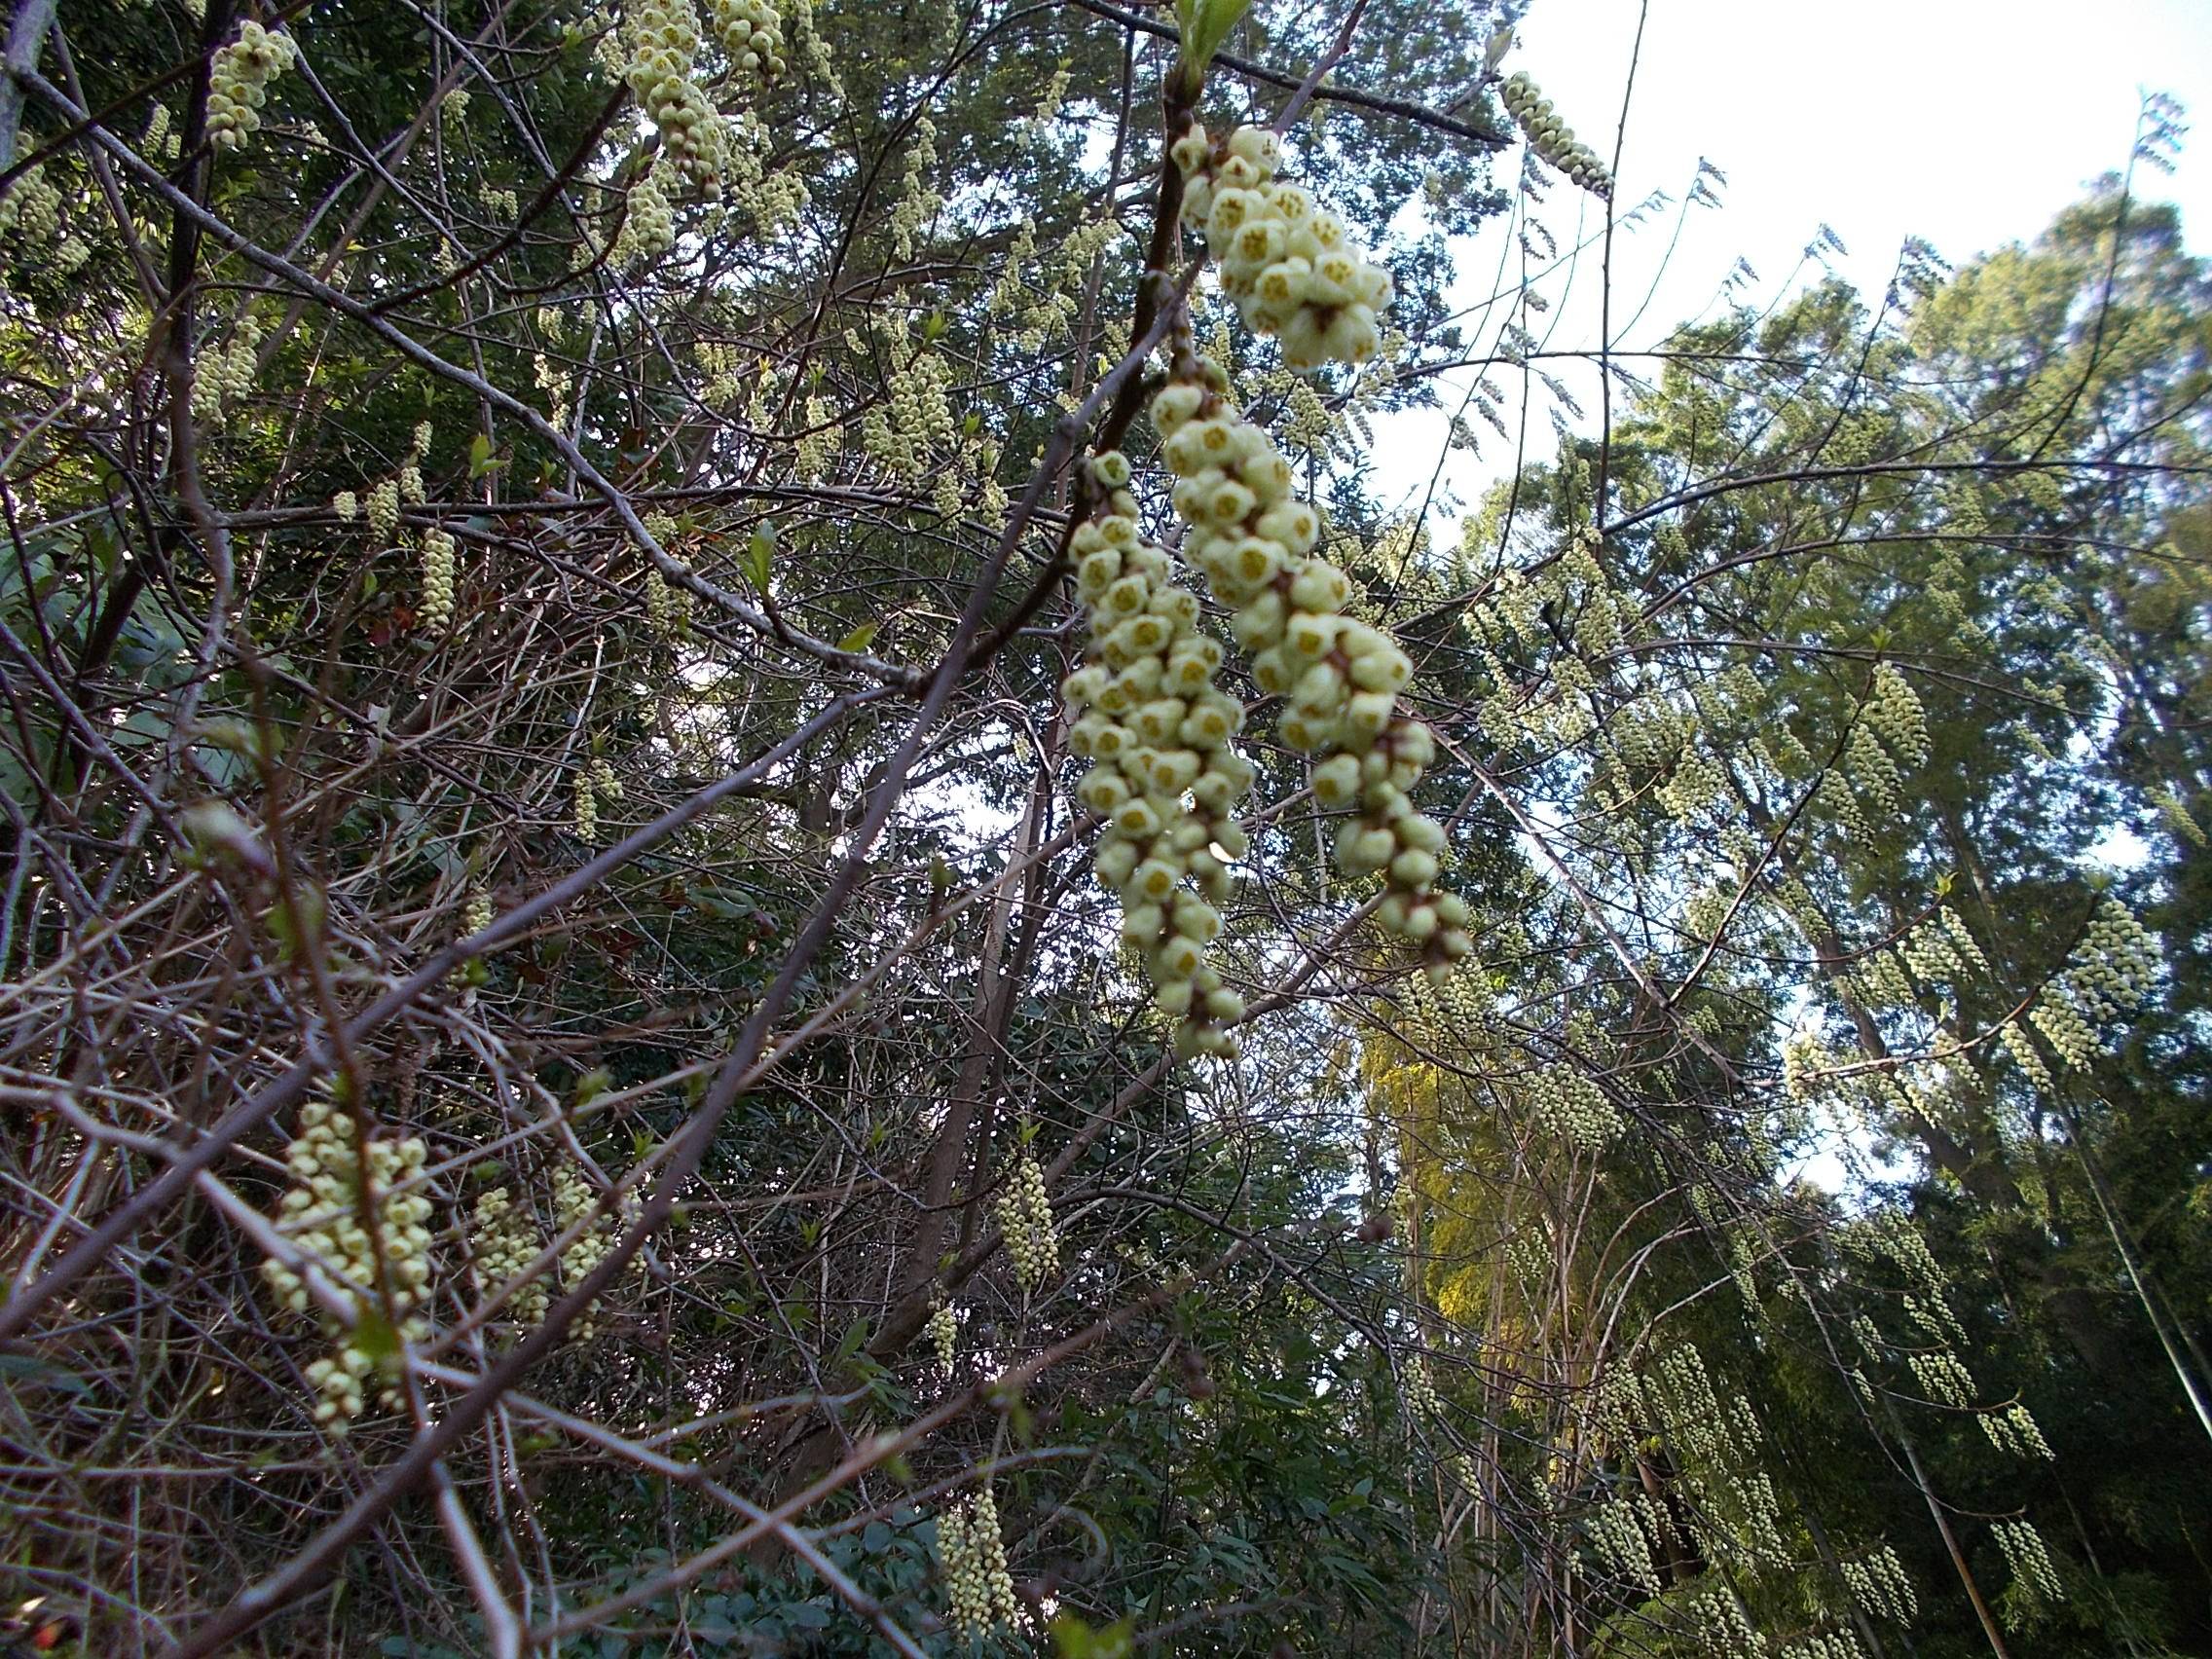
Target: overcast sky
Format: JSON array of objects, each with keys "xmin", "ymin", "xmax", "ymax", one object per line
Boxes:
[{"xmin": 1362, "ymin": 0, "xmax": 2212, "ymax": 522}]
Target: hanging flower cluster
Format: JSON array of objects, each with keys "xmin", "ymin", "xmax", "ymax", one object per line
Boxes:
[
  {"xmin": 572, "ymin": 754, "xmax": 623, "ymax": 843},
  {"xmin": 206, "ymin": 21, "xmax": 298, "ymax": 154},
  {"xmin": 1400, "ymin": 1351, "xmax": 1441, "ymax": 1421},
  {"xmin": 1153, "ymin": 362, "xmax": 1473, "ymax": 965},
  {"xmin": 1063, "ymin": 453, "xmax": 1254, "ymax": 1057},
  {"xmin": 622, "ymin": 0, "xmax": 724, "ymax": 194},
  {"xmin": 551, "ymin": 1165, "xmax": 631, "ymax": 1341},
  {"xmin": 1778, "ymin": 1634, "xmax": 1867, "ymax": 1659},
  {"xmin": 1587, "ymin": 1497, "xmax": 1662, "ymax": 1596},
  {"xmin": 419, "ymin": 528, "xmax": 456, "ymax": 631},
  {"xmin": 925, "ymin": 1296, "xmax": 958, "ymax": 1379},
  {"xmin": 708, "ymin": 0, "xmax": 784, "ymax": 82},
  {"xmin": 1686, "ymin": 1583, "xmax": 1764, "ymax": 1659},
  {"xmin": 191, "ymin": 313, "xmax": 262, "ymax": 429},
  {"xmin": 2019, "ymin": 897, "xmax": 2157, "ymax": 1072},
  {"xmin": 888, "ymin": 114, "xmax": 941, "ymax": 261},
  {"xmin": 1524, "ymin": 1060, "xmax": 1623, "ymax": 1150},
  {"xmin": 261, "ymin": 1094, "xmax": 434, "ymax": 1434},
  {"xmin": 611, "ymin": 157, "xmax": 677, "ymax": 267},
  {"xmin": 938, "ymin": 1488, "xmax": 1019, "ymax": 1640},
  {"xmin": 0, "ymin": 165, "xmax": 62, "ymax": 246},
  {"xmin": 1172, "ymin": 124, "xmax": 1391, "ymax": 370},
  {"xmin": 1978, "ymin": 1400, "xmax": 2054, "ymax": 1460},
  {"xmin": 462, "ymin": 882, "xmax": 495, "ymax": 939},
  {"xmin": 366, "ymin": 477, "xmax": 402, "ymax": 541},
  {"xmin": 993, "ymin": 1145, "xmax": 1059, "ymax": 1292},
  {"xmin": 1839, "ymin": 1545, "xmax": 1916, "ymax": 1622},
  {"xmin": 468, "ymin": 1186, "xmax": 550, "ymax": 1331},
  {"xmin": 1497, "ymin": 70, "xmax": 1611, "ymax": 198},
  {"xmin": 1993, "ymin": 1518, "xmax": 2064, "ymax": 1602}
]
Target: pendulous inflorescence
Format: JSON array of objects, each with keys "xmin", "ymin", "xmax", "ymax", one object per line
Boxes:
[
  {"xmin": 1152, "ymin": 359, "xmax": 1472, "ymax": 965},
  {"xmin": 1497, "ymin": 70, "xmax": 1612, "ymax": 198},
  {"xmin": 571, "ymin": 753, "xmax": 623, "ymax": 844},
  {"xmin": 206, "ymin": 21, "xmax": 298, "ymax": 154},
  {"xmin": 708, "ymin": 0, "xmax": 785, "ymax": 82},
  {"xmin": 191, "ymin": 313, "xmax": 262, "ymax": 430},
  {"xmin": 925, "ymin": 1295, "xmax": 958, "ymax": 1379},
  {"xmin": 468, "ymin": 1186, "xmax": 550, "ymax": 1332},
  {"xmin": 419, "ymin": 528, "xmax": 456, "ymax": 631},
  {"xmin": 1064, "ymin": 452, "xmax": 1255, "ymax": 1058},
  {"xmin": 261, "ymin": 1092, "xmax": 434, "ymax": 1434},
  {"xmin": 1171, "ymin": 123, "xmax": 1393, "ymax": 370},
  {"xmin": 994, "ymin": 1144, "xmax": 1060, "ymax": 1293},
  {"xmin": 622, "ymin": 0, "xmax": 725, "ymax": 195},
  {"xmin": 938, "ymin": 1486, "xmax": 1020, "ymax": 1640}
]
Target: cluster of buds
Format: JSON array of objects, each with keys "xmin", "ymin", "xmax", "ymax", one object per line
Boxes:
[
  {"xmin": 1525, "ymin": 1061, "xmax": 1623, "ymax": 1150},
  {"xmin": 0, "ymin": 165, "xmax": 62, "ymax": 244},
  {"xmin": 1497, "ymin": 71, "xmax": 1611, "ymax": 198},
  {"xmin": 469, "ymin": 1186, "xmax": 550, "ymax": 1331},
  {"xmin": 994, "ymin": 1145, "xmax": 1059, "ymax": 1293},
  {"xmin": 1993, "ymin": 1518, "xmax": 2064, "ymax": 1602},
  {"xmin": 1779, "ymin": 1635, "xmax": 1867, "ymax": 1659},
  {"xmin": 1978, "ymin": 1400, "xmax": 2054, "ymax": 1460},
  {"xmin": 1064, "ymin": 453, "xmax": 1254, "ymax": 1058},
  {"xmin": 398, "ymin": 421, "xmax": 431, "ymax": 504},
  {"xmin": 366, "ymin": 478, "xmax": 402, "ymax": 541},
  {"xmin": 1687, "ymin": 1584, "xmax": 1764, "ymax": 1659},
  {"xmin": 206, "ymin": 21, "xmax": 298, "ymax": 154},
  {"xmin": 622, "ymin": 0, "xmax": 724, "ymax": 194},
  {"xmin": 190, "ymin": 313, "xmax": 261, "ymax": 430},
  {"xmin": 939, "ymin": 1488, "xmax": 1019, "ymax": 1639},
  {"xmin": 462, "ymin": 882, "xmax": 495, "ymax": 939},
  {"xmin": 1906, "ymin": 1348, "xmax": 1975, "ymax": 1408},
  {"xmin": 643, "ymin": 566, "xmax": 693, "ymax": 639},
  {"xmin": 1172, "ymin": 123, "xmax": 1391, "ymax": 370},
  {"xmin": 640, "ymin": 513, "xmax": 695, "ymax": 639},
  {"xmin": 925, "ymin": 1296, "xmax": 958, "ymax": 1380},
  {"xmin": 1401, "ymin": 1351, "xmax": 1441, "ymax": 1421},
  {"xmin": 571, "ymin": 754, "xmax": 622, "ymax": 844},
  {"xmin": 612, "ymin": 158, "xmax": 677, "ymax": 267},
  {"xmin": 1153, "ymin": 363, "xmax": 1472, "ymax": 964},
  {"xmin": 551, "ymin": 1165, "xmax": 631, "ymax": 1340},
  {"xmin": 1587, "ymin": 1496, "xmax": 1662, "ymax": 1596},
  {"xmin": 709, "ymin": 0, "xmax": 785, "ymax": 81},
  {"xmin": 419, "ymin": 528, "xmax": 456, "ymax": 631},
  {"xmin": 1840, "ymin": 1544, "xmax": 1916, "ymax": 1622},
  {"xmin": 261, "ymin": 1093, "xmax": 435, "ymax": 1434}
]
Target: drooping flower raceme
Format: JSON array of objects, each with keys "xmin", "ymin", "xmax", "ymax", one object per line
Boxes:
[
  {"xmin": 994, "ymin": 1145, "xmax": 1060, "ymax": 1292},
  {"xmin": 419, "ymin": 528, "xmax": 456, "ymax": 631},
  {"xmin": 622, "ymin": 0, "xmax": 724, "ymax": 195},
  {"xmin": 1064, "ymin": 453, "xmax": 1255, "ymax": 1057},
  {"xmin": 261, "ymin": 1093, "xmax": 434, "ymax": 1434},
  {"xmin": 206, "ymin": 21, "xmax": 298, "ymax": 154},
  {"xmin": 708, "ymin": 0, "xmax": 785, "ymax": 82},
  {"xmin": 939, "ymin": 1487, "xmax": 1020, "ymax": 1639},
  {"xmin": 1172, "ymin": 123, "xmax": 1392, "ymax": 371},
  {"xmin": 1152, "ymin": 363, "xmax": 1473, "ymax": 964},
  {"xmin": 469, "ymin": 1186, "xmax": 550, "ymax": 1332},
  {"xmin": 1498, "ymin": 70, "xmax": 1613, "ymax": 198}
]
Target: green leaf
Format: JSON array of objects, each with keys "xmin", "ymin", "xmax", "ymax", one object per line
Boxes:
[
  {"xmin": 743, "ymin": 529, "xmax": 775, "ymax": 596},
  {"xmin": 1174, "ymin": 0, "xmax": 1252, "ymax": 81},
  {"xmin": 832, "ymin": 1314, "xmax": 870, "ymax": 1365},
  {"xmin": 466, "ymin": 432, "xmax": 503, "ymax": 478},
  {"xmin": 835, "ymin": 620, "xmax": 879, "ymax": 653}
]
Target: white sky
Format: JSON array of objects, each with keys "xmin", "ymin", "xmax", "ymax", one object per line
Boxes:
[{"xmin": 1362, "ymin": 0, "xmax": 2212, "ymax": 521}]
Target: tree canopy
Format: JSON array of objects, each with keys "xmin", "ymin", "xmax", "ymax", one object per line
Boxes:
[{"xmin": 0, "ymin": 2, "xmax": 2204, "ymax": 1656}]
